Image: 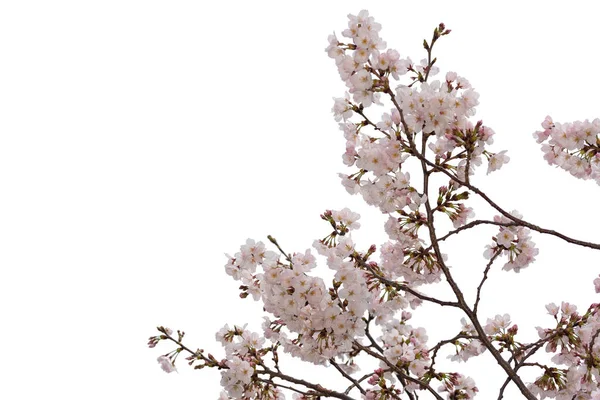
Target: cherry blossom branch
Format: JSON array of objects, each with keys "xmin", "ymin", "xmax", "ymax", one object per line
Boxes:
[
  {"xmin": 473, "ymin": 249, "xmax": 502, "ymax": 315},
  {"xmin": 255, "ymin": 377, "xmax": 311, "ymax": 397},
  {"xmin": 361, "ymin": 316, "xmax": 417, "ymax": 400},
  {"xmin": 400, "ymin": 111, "xmax": 538, "ymax": 400},
  {"xmin": 349, "ymin": 73, "xmax": 539, "ymax": 399},
  {"xmin": 159, "ymin": 327, "xmax": 356, "ymax": 399},
  {"xmin": 151, "ymin": 15, "xmax": 600, "ymax": 400},
  {"xmin": 424, "ymin": 183, "xmax": 537, "ymax": 399},
  {"xmin": 354, "ymin": 341, "xmax": 445, "ymax": 400},
  {"xmin": 422, "ymin": 23, "xmax": 449, "ymax": 82},
  {"xmin": 353, "ymin": 105, "xmax": 391, "ymax": 139},
  {"xmin": 496, "ymin": 377, "xmax": 512, "ymax": 400},
  {"xmin": 364, "ymin": 314, "xmax": 385, "ymax": 353},
  {"xmin": 358, "ymin": 258, "xmax": 460, "ymax": 308},
  {"xmin": 435, "ymin": 220, "xmax": 518, "ymax": 244},
  {"xmin": 360, "ymin": 83, "xmax": 600, "ymax": 252},
  {"xmin": 258, "ymin": 365, "xmax": 356, "ymax": 400},
  {"xmin": 343, "ymin": 372, "xmax": 375, "ymax": 395},
  {"xmin": 329, "ymin": 359, "xmax": 367, "ymax": 395},
  {"xmin": 497, "ymin": 338, "xmax": 549, "ymax": 400},
  {"xmin": 414, "ymin": 146, "xmax": 600, "ymax": 251},
  {"xmin": 158, "ymin": 328, "xmax": 217, "ymax": 367},
  {"xmin": 428, "ymin": 332, "xmax": 479, "ymax": 369},
  {"xmin": 423, "ymin": 189, "xmax": 538, "ymax": 399},
  {"xmin": 267, "ymin": 235, "xmax": 293, "ymax": 264}
]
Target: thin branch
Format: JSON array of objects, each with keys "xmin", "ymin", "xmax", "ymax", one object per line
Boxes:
[
  {"xmin": 413, "ymin": 148, "xmax": 600, "ymax": 251},
  {"xmin": 354, "ymin": 106, "xmax": 391, "ymax": 139},
  {"xmin": 361, "ymin": 317, "xmax": 416, "ymax": 400},
  {"xmin": 474, "ymin": 249, "xmax": 501, "ymax": 315},
  {"xmin": 344, "ymin": 372, "xmax": 373, "ymax": 395},
  {"xmin": 267, "ymin": 235, "xmax": 293, "ymax": 264},
  {"xmin": 354, "ymin": 341, "xmax": 445, "ymax": 400},
  {"xmin": 364, "ymin": 314, "xmax": 385, "ymax": 353},
  {"xmin": 497, "ymin": 376, "xmax": 511, "ymax": 400},
  {"xmin": 329, "ymin": 359, "xmax": 366, "ymax": 395},
  {"xmin": 428, "ymin": 332, "xmax": 479, "ymax": 369},
  {"xmin": 161, "ymin": 330, "xmax": 355, "ymax": 399},
  {"xmin": 256, "ymin": 377, "xmax": 310, "ymax": 396},
  {"xmin": 357, "ymin": 259, "xmax": 460, "ymax": 308},
  {"xmin": 435, "ymin": 220, "xmax": 519, "ymax": 244},
  {"xmin": 259, "ymin": 365, "xmax": 356, "ymax": 400},
  {"xmin": 160, "ymin": 330, "xmax": 213, "ymax": 364}
]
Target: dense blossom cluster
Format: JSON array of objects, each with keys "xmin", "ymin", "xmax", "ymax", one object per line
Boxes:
[
  {"xmin": 222, "ymin": 204, "xmax": 441, "ymax": 360},
  {"xmin": 484, "ymin": 211, "xmax": 539, "ymax": 272},
  {"xmin": 533, "ymin": 116, "xmax": 600, "ymax": 184},
  {"xmin": 448, "ymin": 318, "xmax": 486, "ymax": 362},
  {"xmin": 224, "ymin": 224, "xmax": 368, "ymax": 365},
  {"xmin": 379, "ymin": 315, "xmax": 430, "ymax": 377},
  {"xmin": 528, "ymin": 302, "xmax": 600, "ymax": 399},
  {"xmin": 212, "ymin": 211, "xmax": 444, "ymax": 398},
  {"xmin": 149, "ymin": 9, "xmax": 600, "ymax": 400},
  {"xmin": 327, "ymin": 11, "xmax": 509, "ymax": 237},
  {"xmin": 438, "ymin": 373, "xmax": 479, "ymax": 399}
]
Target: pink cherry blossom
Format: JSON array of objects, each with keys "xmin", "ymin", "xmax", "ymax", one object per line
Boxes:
[
  {"xmin": 149, "ymin": 11, "xmax": 600, "ymax": 400},
  {"xmin": 157, "ymin": 355, "xmax": 177, "ymax": 373}
]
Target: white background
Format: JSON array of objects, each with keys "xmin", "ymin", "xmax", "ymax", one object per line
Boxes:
[{"xmin": 1, "ymin": 1, "xmax": 599, "ymax": 399}]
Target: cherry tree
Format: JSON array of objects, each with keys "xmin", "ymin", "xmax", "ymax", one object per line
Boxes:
[{"xmin": 148, "ymin": 10, "xmax": 600, "ymax": 400}]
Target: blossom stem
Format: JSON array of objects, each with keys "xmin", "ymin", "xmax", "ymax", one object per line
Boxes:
[
  {"xmin": 258, "ymin": 366, "xmax": 356, "ymax": 400},
  {"xmin": 434, "ymin": 220, "xmax": 518, "ymax": 245},
  {"xmin": 267, "ymin": 235, "xmax": 293, "ymax": 264},
  {"xmin": 329, "ymin": 359, "xmax": 367, "ymax": 395},
  {"xmin": 254, "ymin": 377, "xmax": 310, "ymax": 396},
  {"xmin": 473, "ymin": 249, "xmax": 502, "ymax": 315},
  {"xmin": 364, "ymin": 314, "xmax": 385, "ymax": 353},
  {"xmin": 354, "ymin": 341, "xmax": 445, "ymax": 400},
  {"xmin": 343, "ymin": 372, "xmax": 375, "ymax": 395},
  {"xmin": 419, "ymin": 149, "xmax": 600, "ymax": 251},
  {"xmin": 428, "ymin": 332, "xmax": 479, "ymax": 369},
  {"xmin": 359, "ymin": 259, "xmax": 460, "ymax": 308}
]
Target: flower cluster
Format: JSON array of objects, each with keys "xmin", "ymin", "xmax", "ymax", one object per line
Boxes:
[
  {"xmin": 533, "ymin": 116, "xmax": 600, "ymax": 184},
  {"xmin": 484, "ymin": 313, "xmax": 512, "ymax": 336},
  {"xmin": 157, "ymin": 355, "xmax": 177, "ymax": 373},
  {"xmin": 325, "ymin": 10, "xmax": 401, "ymax": 106},
  {"xmin": 484, "ymin": 211, "xmax": 539, "ymax": 272},
  {"xmin": 448, "ymin": 318, "xmax": 486, "ymax": 362},
  {"xmin": 213, "ymin": 324, "xmax": 287, "ymax": 399},
  {"xmin": 219, "ymin": 205, "xmax": 468, "ymax": 396},
  {"xmin": 528, "ymin": 302, "xmax": 600, "ymax": 399},
  {"xmin": 435, "ymin": 180, "xmax": 473, "ymax": 228},
  {"xmin": 220, "ymin": 356, "xmax": 254, "ymax": 398},
  {"xmin": 378, "ymin": 221, "xmax": 446, "ymax": 286},
  {"xmin": 327, "ymin": 11, "xmax": 510, "ymax": 248},
  {"xmin": 224, "ymin": 215, "xmax": 371, "ymax": 365},
  {"xmin": 215, "ymin": 324, "xmax": 265, "ymax": 358},
  {"xmin": 438, "ymin": 373, "xmax": 479, "ymax": 399},
  {"xmin": 362, "ymin": 368, "xmax": 405, "ymax": 399},
  {"xmin": 380, "ymin": 316, "xmax": 430, "ymax": 378}
]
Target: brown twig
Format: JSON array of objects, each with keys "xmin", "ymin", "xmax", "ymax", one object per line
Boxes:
[
  {"xmin": 358, "ymin": 259, "xmax": 460, "ymax": 308},
  {"xmin": 354, "ymin": 341, "xmax": 445, "ymax": 400},
  {"xmin": 258, "ymin": 365, "xmax": 357, "ymax": 400},
  {"xmin": 329, "ymin": 359, "xmax": 366, "ymax": 395},
  {"xmin": 474, "ymin": 248, "xmax": 502, "ymax": 314}
]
